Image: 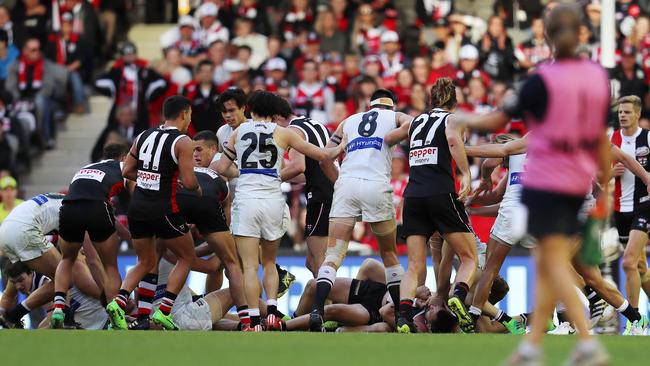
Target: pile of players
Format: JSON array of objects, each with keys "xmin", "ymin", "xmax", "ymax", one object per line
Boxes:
[{"xmin": 0, "ymin": 4, "xmax": 649, "ymax": 365}]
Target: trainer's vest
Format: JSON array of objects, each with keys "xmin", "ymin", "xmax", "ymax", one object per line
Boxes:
[
  {"xmin": 339, "ymin": 108, "xmax": 396, "ymax": 184},
  {"xmin": 234, "ymin": 121, "xmax": 285, "ymax": 199}
]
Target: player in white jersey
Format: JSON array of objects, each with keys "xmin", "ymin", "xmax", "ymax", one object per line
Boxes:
[
  {"xmin": 0, "ymin": 193, "xmax": 64, "ymax": 327},
  {"xmin": 216, "ymin": 91, "xmax": 345, "ymax": 331},
  {"xmin": 309, "ymin": 89, "xmax": 413, "ymax": 331}
]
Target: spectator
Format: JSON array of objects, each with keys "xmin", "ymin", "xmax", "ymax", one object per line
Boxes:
[
  {"xmin": 0, "ymin": 29, "xmax": 18, "ymax": 86},
  {"xmin": 0, "ymin": 5, "xmax": 14, "ymax": 45},
  {"xmin": 44, "ymin": 12, "xmax": 86, "ymax": 114},
  {"xmin": 466, "ymin": 76, "xmax": 492, "ymax": 114},
  {"xmin": 610, "ymin": 45, "xmax": 649, "ymax": 109},
  {"xmin": 64, "ymin": 0, "xmax": 101, "ymax": 55},
  {"xmin": 351, "ymin": 3, "xmax": 383, "ymax": 56},
  {"xmin": 315, "ymin": 7, "xmax": 347, "ymax": 55},
  {"xmin": 363, "ymin": 55, "xmax": 383, "ymax": 83},
  {"xmin": 415, "ymin": 0, "xmax": 453, "ymax": 28},
  {"xmin": 349, "ymin": 75, "xmax": 377, "ymax": 114},
  {"xmin": 515, "ymin": 17, "xmax": 551, "ymax": 71},
  {"xmin": 182, "ymin": 60, "xmax": 221, "ymax": 135},
  {"xmin": 0, "ymin": 176, "xmax": 22, "ymax": 223},
  {"xmin": 411, "ymin": 55, "xmax": 430, "ymax": 85},
  {"xmin": 0, "ymin": 113, "xmax": 18, "ymax": 175},
  {"xmin": 408, "ymin": 82, "xmax": 427, "ymax": 113},
  {"xmin": 94, "ymin": 41, "xmax": 167, "ymax": 134},
  {"xmin": 326, "ymin": 101, "xmax": 348, "ymax": 132},
  {"xmin": 291, "ymin": 59, "xmax": 334, "ymax": 124},
  {"xmin": 379, "ymin": 30, "xmax": 404, "ymax": 84},
  {"xmin": 6, "ymin": 38, "xmax": 68, "ymax": 150},
  {"xmin": 206, "ymin": 38, "xmax": 228, "ymax": 86},
  {"xmin": 98, "ymin": 0, "xmax": 130, "ymax": 56},
  {"xmin": 427, "ymin": 41, "xmax": 456, "ymax": 87},
  {"xmin": 280, "ymin": 0, "xmax": 314, "ymax": 42},
  {"xmin": 263, "ymin": 57, "xmax": 287, "ymax": 92},
  {"xmin": 342, "ymin": 53, "xmax": 361, "ymax": 91},
  {"xmin": 585, "ymin": 1, "xmax": 602, "ymax": 42},
  {"xmin": 578, "ymin": 23, "xmax": 596, "ymax": 58},
  {"xmin": 196, "ymin": 2, "xmax": 229, "ymax": 47},
  {"xmin": 232, "ymin": 17, "xmax": 268, "ymax": 69},
  {"xmin": 447, "ymin": 13, "xmax": 474, "ymax": 65},
  {"xmin": 235, "ymin": 0, "xmax": 271, "ymax": 35},
  {"xmin": 479, "ymin": 15, "xmax": 516, "ymax": 81},
  {"xmin": 221, "ymin": 59, "xmax": 250, "ymax": 92},
  {"xmin": 394, "ymin": 68, "xmax": 415, "ymax": 110},
  {"xmin": 455, "ymin": 44, "xmax": 490, "ymax": 88},
  {"xmin": 155, "ymin": 47, "xmax": 193, "ymax": 89},
  {"xmin": 90, "ymin": 104, "xmax": 136, "ymax": 162},
  {"xmin": 292, "ymin": 32, "xmax": 322, "ymax": 81},
  {"xmin": 13, "ymin": 0, "xmax": 48, "ymax": 48},
  {"xmin": 175, "ymin": 16, "xmax": 206, "ymax": 68}
]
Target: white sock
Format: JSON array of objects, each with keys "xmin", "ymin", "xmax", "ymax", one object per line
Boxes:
[
  {"xmin": 616, "ymin": 299, "xmax": 630, "ymax": 313},
  {"xmin": 317, "ymin": 265, "xmax": 337, "ymax": 286},
  {"xmin": 469, "ymin": 306, "xmax": 482, "ymax": 317},
  {"xmin": 385, "ymin": 264, "xmax": 404, "ymax": 288},
  {"xmin": 267, "ymin": 299, "xmax": 278, "ymax": 307}
]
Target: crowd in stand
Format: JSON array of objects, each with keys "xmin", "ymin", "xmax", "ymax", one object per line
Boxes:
[{"xmin": 1, "ymin": 0, "xmax": 650, "ymax": 252}]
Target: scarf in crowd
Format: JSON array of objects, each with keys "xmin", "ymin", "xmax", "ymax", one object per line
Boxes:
[
  {"xmin": 18, "ymin": 56, "xmax": 44, "ymax": 91},
  {"xmin": 113, "ymin": 59, "xmax": 148, "ymax": 110},
  {"xmin": 49, "ymin": 33, "xmax": 79, "ymax": 65}
]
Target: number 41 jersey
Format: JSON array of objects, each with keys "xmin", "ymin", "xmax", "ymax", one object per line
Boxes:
[
  {"xmin": 234, "ymin": 121, "xmax": 285, "ymax": 199},
  {"xmin": 404, "ymin": 109, "xmax": 455, "ymax": 198},
  {"xmin": 131, "ymin": 126, "xmax": 186, "ymax": 218},
  {"xmin": 339, "ymin": 108, "xmax": 396, "ymax": 183}
]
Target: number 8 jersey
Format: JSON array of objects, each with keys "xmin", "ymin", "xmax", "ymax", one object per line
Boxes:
[
  {"xmin": 339, "ymin": 108, "xmax": 396, "ymax": 183},
  {"xmin": 131, "ymin": 126, "xmax": 186, "ymax": 218},
  {"xmin": 234, "ymin": 121, "xmax": 285, "ymax": 199}
]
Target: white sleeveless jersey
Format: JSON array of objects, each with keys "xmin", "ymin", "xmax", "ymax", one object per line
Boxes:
[
  {"xmin": 216, "ymin": 124, "xmax": 235, "ymax": 154},
  {"xmin": 234, "ymin": 121, "xmax": 285, "ymax": 199},
  {"xmin": 501, "ymin": 153, "xmax": 526, "ymax": 207},
  {"xmin": 153, "ymin": 258, "xmax": 193, "ymax": 311},
  {"xmin": 339, "ymin": 108, "xmax": 396, "ymax": 183},
  {"xmin": 4, "ymin": 193, "xmax": 63, "ymax": 233}
]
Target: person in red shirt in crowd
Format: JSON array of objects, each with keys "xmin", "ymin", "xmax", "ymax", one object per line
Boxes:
[
  {"xmin": 347, "ymin": 75, "xmax": 377, "ymax": 114},
  {"xmin": 331, "ymin": 0, "xmax": 352, "ymax": 33},
  {"xmin": 196, "ymin": 2, "xmax": 229, "ymax": 47},
  {"xmin": 411, "ymin": 55, "xmax": 430, "ymax": 85},
  {"xmin": 393, "ymin": 69, "xmax": 415, "ymax": 109},
  {"xmin": 325, "ymin": 101, "xmax": 349, "ymax": 134},
  {"xmin": 263, "ymin": 57, "xmax": 287, "ymax": 92},
  {"xmin": 465, "ymin": 76, "xmax": 493, "ymax": 114},
  {"xmin": 455, "ymin": 44, "xmax": 490, "ymax": 88},
  {"xmin": 280, "ymin": 0, "xmax": 314, "ymax": 42},
  {"xmin": 427, "ymin": 41, "xmax": 457, "ymax": 87},
  {"xmin": 363, "ymin": 55, "xmax": 384, "ymax": 86},
  {"xmin": 407, "ymin": 82, "xmax": 427, "ymax": 113},
  {"xmin": 182, "ymin": 60, "xmax": 221, "ymax": 136},
  {"xmin": 390, "ymin": 147, "xmax": 409, "ymax": 249},
  {"xmin": 341, "ymin": 53, "xmax": 361, "ymax": 91},
  {"xmin": 175, "ymin": 16, "xmax": 205, "ymax": 68},
  {"xmin": 352, "ymin": 3, "xmax": 383, "ymax": 55},
  {"xmin": 515, "ymin": 17, "xmax": 551, "ymax": 71},
  {"xmin": 379, "ymin": 30, "xmax": 404, "ymax": 89},
  {"xmin": 291, "ymin": 59, "xmax": 334, "ymax": 124},
  {"xmin": 292, "ymin": 32, "xmax": 323, "ymax": 79}
]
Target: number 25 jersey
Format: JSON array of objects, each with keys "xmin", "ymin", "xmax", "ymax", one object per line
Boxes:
[
  {"xmin": 234, "ymin": 121, "xmax": 285, "ymax": 199},
  {"xmin": 339, "ymin": 108, "xmax": 396, "ymax": 184},
  {"xmin": 131, "ymin": 126, "xmax": 186, "ymax": 218}
]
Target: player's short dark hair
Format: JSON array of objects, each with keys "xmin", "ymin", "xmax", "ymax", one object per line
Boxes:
[
  {"xmin": 275, "ymin": 97, "xmax": 293, "ymax": 119},
  {"xmin": 103, "ymin": 143, "xmax": 129, "ymax": 160},
  {"xmin": 4, "ymin": 261, "xmax": 31, "ymax": 279},
  {"xmin": 370, "ymin": 89, "xmax": 397, "ymax": 110},
  {"xmin": 488, "ymin": 274, "xmax": 510, "ymax": 305},
  {"xmin": 193, "ymin": 130, "xmax": 219, "ymax": 147},
  {"xmin": 162, "ymin": 96, "xmax": 191, "ymax": 120},
  {"xmin": 247, "ymin": 91, "xmax": 282, "ymax": 118},
  {"xmin": 429, "ymin": 308, "xmax": 458, "ymax": 333},
  {"xmin": 196, "ymin": 60, "xmax": 213, "ymax": 73},
  {"xmin": 217, "ymin": 88, "xmax": 247, "ymax": 112}
]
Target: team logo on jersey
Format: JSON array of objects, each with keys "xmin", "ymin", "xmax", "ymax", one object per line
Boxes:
[
  {"xmin": 509, "ymin": 172, "xmax": 523, "ymax": 185},
  {"xmin": 346, "ymin": 137, "xmax": 383, "ymax": 152},
  {"xmin": 409, "ymin": 147, "xmax": 438, "ymax": 166},
  {"xmin": 136, "ymin": 170, "xmax": 161, "ymax": 191},
  {"xmin": 71, "ymin": 169, "xmax": 106, "ymax": 183},
  {"xmin": 636, "ymin": 147, "xmax": 649, "ymax": 156}
]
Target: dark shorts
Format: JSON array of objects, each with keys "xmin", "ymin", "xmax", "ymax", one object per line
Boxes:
[
  {"xmin": 348, "ymin": 279, "xmax": 387, "ymax": 325},
  {"xmin": 613, "ymin": 207, "xmax": 650, "ymax": 244},
  {"xmin": 128, "ymin": 212, "xmax": 189, "ymax": 240},
  {"xmin": 177, "ymin": 195, "xmax": 228, "ymax": 235},
  {"xmin": 521, "ymin": 188, "xmax": 585, "ymax": 239},
  {"xmin": 402, "ymin": 193, "xmax": 471, "ymax": 238},
  {"xmin": 305, "ymin": 202, "xmax": 331, "ymax": 237},
  {"xmin": 60, "ymin": 200, "xmax": 116, "ymax": 243}
]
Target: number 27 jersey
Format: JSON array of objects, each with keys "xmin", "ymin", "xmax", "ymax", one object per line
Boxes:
[
  {"xmin": 131, "ymin": 126, "xmax": 186, "ymax": 218},
  {"xmin": 339, "ymin": 108, "xmax": 396, "ymax": 183}
]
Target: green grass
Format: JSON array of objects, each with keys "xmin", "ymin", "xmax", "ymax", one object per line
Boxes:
[{"xmin": 0, "ymin": 331, "xmax": 647, "ymax": 365}]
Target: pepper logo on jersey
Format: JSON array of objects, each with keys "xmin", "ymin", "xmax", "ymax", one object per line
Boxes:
[
  {"xmin": 137, "ymin": 170, "xmax": 161, "ymax": 191},
  {"xmin": 510, "ymin": 172, "xmax": 523, "ymax": 185},
  {"xmin": 346, "ymin": 137, "xmax": 383, "ymax": 153},
  {"xmin": 409, "ymin": 147, "xmax": 438, "ymax": 166},
  {"xmin": 72, "ymin": 169, "xmax": 106, "ymax": 183}
]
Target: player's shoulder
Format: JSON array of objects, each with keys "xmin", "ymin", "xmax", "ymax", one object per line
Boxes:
[{"xmin": 193, "ymin": 166, "xmax": 219, "ymax": 179}]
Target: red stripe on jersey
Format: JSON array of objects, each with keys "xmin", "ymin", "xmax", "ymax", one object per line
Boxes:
[
  {"xmin": 171, "ymin": 170, "xmax": 180, "ymax": 213},
  {"xmin": 611, "ymin": 130, "xmax": 622, "ymax": 212},
  {"xmin": 108, "ymin": 181, "xmax": 125, "ymax": 201}
]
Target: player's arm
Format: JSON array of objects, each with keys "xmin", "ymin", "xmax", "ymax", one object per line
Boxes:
[
  {"xmin": 446, "ymin": 118, "xmax": 471, "ymax": 200},
  {"xmin": 176, "ymin": 136, "xmax": 202, "ymax": 196},
  {"xmin": 319, "ymin": 122, "xmax": 345, "ymax": 182},
  {"xmin": 122, "ymin": 135, "xmax": 141, "ymax": 181},
  {"xmin": 470, "ymin": 174, "xmax": 507, "ymax": 206},
  {"xmin": 610, "ymin": 144, "xmax": 650, "ymax": 189},
  {"xmin": 384, "ymin": 118, "xmax": 411, "ymax": 146},
  {"xmin": 278, "ymin": 126, "xmax": 346, "ymax": 161},
  {"xmin": 0, "ymin": 280, "xmax": 19, "ymax": 314},
  {"xmin": 464, "ymin": 135, "xmax": 528, "ymax": 158},
  {"xmin": 594, "ymin": 132, "xmax": 612, "ymax": 214},
  {"xmin": 466, "ymin": 203, "xmax": 501, "ymax": 217},
  {"xmin": 453, "ymin": 110, "xmax": 511, "ymax": 132},
  {"xmin": 216, "ymin": 130, "xmax": 241, "ymax": 179},
  {"xmin": 280, "ymin": 128, "xmax": 307, "ymax": 181}
]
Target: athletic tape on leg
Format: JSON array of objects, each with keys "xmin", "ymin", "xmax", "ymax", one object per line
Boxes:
[{"xmin": 324, "ymin": 239, "xmax": 349, "ymax": 268}]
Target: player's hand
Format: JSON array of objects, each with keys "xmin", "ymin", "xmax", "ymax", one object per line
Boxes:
[
  {"xmin": 458, "ymin": 174, "xmax": 472, "ymax": 201},
  {"xmin": 612, "ymin": 162, "xmax": 625, "ymax": 177},
  {"xmin": 473, "ymin": 178, "xmax": 493, "ymax": 197},
  {"xmin": 338, "ymin": 133, "xmax": 348, "ymax": 153}
]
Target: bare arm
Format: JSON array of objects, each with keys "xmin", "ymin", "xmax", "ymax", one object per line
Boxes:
[
  {"xmin": 0, "ymin": 281, "xmax": 18, "ymax": 314},
  {"xmin": 453, "ymin": 110, "xmax": 511, "ymax": 132},
  {"xmin": 466, "ymin": 203, "xmax": 501, "ymax": 217},
  {"xmin": 446, "ymin": 118, "xmax": 471, "ymax": 200},
  {"xmin": 470, "ymin": 174, "xmax": 507, "ymax": 206},
  {"xmin": 277, "ymin": 126, "xmax": 346, "ymax": 161},
  {"xmin": 216, "ymin": 130, "xmax": 241, "ymax": 179},
  {"xmin": 611, "ymin": 144, "xmax": 650, "ymax": 189},
  {"xmin": 384, "ymin": 119, "xmax": 411, "ymax": 146},
  {"xmin": 176, "ymin": 136, "xmax": 202, "ymax": 196},
  {"xmin": 464, "ymin": 135, "xmax": 529, "ymax": 158},
  {"xmin": 280, "ymin": 128, "xmax": 307, "ymax": 181},
  {"xmin": 122, "ymin": 136, "xmax": 140, "ymax": 181}
]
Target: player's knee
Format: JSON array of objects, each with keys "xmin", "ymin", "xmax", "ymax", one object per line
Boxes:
[
  {"xmin": 306, "ymin": 278, "xmax": 316, "ymax": 292},
  {"xmin": 324, "ymin": 304, "xmax": 343, "ymax": 319},
  {"xmin": 622, "ymin": 254, "xmax": 638, "ymax": 271}
]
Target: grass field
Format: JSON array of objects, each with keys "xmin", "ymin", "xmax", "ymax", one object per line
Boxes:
[{"xmin": 0, "ymin": 331, "xmax": 647, "ymax": 366}]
